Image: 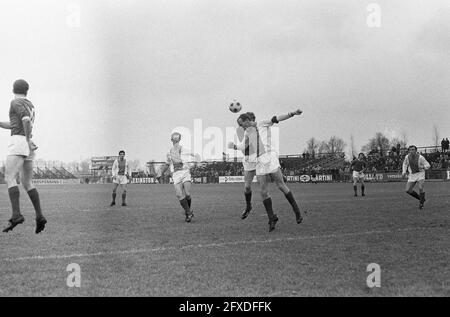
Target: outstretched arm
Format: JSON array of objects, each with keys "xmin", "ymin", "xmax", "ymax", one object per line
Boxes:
[
  {"xmin": 274, "ymin": 109, "xmax": 303, "ymax": 123},
  {"xmin": 0, "ymin": 121, "xmax": 11, "ymax": 129}
]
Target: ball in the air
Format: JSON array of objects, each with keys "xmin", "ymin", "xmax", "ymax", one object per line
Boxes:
[{"xmin": 229, "ymin": 101, "xmax": 242, "ymax": 113}]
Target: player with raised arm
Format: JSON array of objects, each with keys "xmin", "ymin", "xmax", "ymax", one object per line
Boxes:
[
  {"xmin": 229, "ymin": 109, "xmax": 306, "ymax": 232},
  {"xmin": 0, "ymin": 79, "xmax": 46, "ymax": 234},
  {"xmin": 402, "ymin": 145, "xmax": 431, "ymax": 209},
  {"xmin": 110, "ymin": 150, "xmax": 130, "ymax": 207},
  {"xmin": 166, "ymin": 132, "xmax": 197, "ymax": 223},
  {"xmin": 351, "ymin": 153, "xmax": 366, "ymax": 197},
  {"xmin": 235, "ymin": 112, "xmax": 257, "ymax": 220}
]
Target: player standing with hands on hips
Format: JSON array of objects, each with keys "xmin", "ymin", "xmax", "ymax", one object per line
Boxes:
[
  {"xmin": 110, "ymin": 150, "xmax": 130, "ymax": 207},
  {"xmin": 0, "ymin": 79, "xmax": 46, "ymax": 234}
]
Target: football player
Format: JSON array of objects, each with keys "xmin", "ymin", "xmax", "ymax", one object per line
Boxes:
[
  {"xmin": 351, "ymin": 153, "xmax": 366, "ymax": 197},
  {"xmin": 0, "ymin": 79, "xmax": 46, "ymax": 234},
  {"xmin": 402, "ymin": 145, "xmax": 430, "ymax": 209},
  {"xmin": 111, "ymin": 150, "xmax": 130, "ymax": 206},
  {"xmin": 229, "ymin": 109, "xmax": 306, "ymax": 232}
]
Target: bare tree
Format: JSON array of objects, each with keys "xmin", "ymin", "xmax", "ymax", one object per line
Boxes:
[
  {"xmin": 327, "ymin": 136, "xmax": 346, "ymax": 154},
  {"xmin": 318, "ymin": 141, "xmax": 329, "ymax": 156},
  {"xmin": 390, "ymin": 137, "xmax": 407, "ymax": 149},
  {"xmin": 362, "ymin": 132, "xmax": 390, "ymax": 154},
  {"xmin": 306, "ymin": 138, "xmax": 319, "ymax": 157}
]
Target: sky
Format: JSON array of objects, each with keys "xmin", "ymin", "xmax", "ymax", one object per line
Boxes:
[{"xmin": 0, "ymin": 0, "xmax": 448, "ymax": 165}]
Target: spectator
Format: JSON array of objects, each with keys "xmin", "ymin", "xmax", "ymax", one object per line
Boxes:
[{"xmin": 442, "ymin": 139, "xmax": 446, "ymax": 153}]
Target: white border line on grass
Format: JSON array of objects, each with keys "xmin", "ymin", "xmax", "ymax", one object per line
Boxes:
[{"xmin": 2, "ymin": 227, "xmax": 434, "ymax": 262}]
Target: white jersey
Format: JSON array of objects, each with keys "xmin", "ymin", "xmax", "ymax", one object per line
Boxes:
[
  {"xmin": 237, "ymin": 119, "xmax": 278, "ymax": 164},
  {"xmin": 402, "ymin": 154, "xmax": 430, "ymax": 175},
  {"xmin": 112, "ymin": 159, "xmax": 129, "ymax": 177},
  {"xmin": 167, "ymin": 145, "xmax": 194, "ymax": 173}
]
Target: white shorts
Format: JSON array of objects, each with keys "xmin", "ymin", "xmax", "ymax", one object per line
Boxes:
[
  {"xmin": 256, "ymin": 152, "xmax": 281, "ymax": 176},
  {"xmin": 243, "ymin": 161, "xmax": 257, "ymax": 172},
  {"xmin": 353, "ymin": 171, "xmax": 365, "ymax": 180},
  {"xmin": 7, "ymin": 135, "xmax": 35, "ymax": 161},
  {"xmin": 408, "ymin": 171, "xmax": 426, "ymax": 183},
  {"xmin": 172, "ymin": 169, "xmax": 192, "ymax": 185},
  {"xmin": 113, "ymin": 175, "xmax": 129, "ymax": 185}
]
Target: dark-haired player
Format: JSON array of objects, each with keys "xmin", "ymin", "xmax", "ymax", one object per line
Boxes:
[
  {"xmin": 0, "ymin": 79, "xmax": 46, "ymax": 234},
  {"xmin": 110, "ymin": 150, "xmax": 129, "ymax": 206},
  {"xmin": 229, "ymin": 109, "xmax": 306, "ymax": 232},
  {"xmin": 402, "ymin": 145, "xmax": 430, "ymax": 209},
  {"xmin": 351, "ymin": 153, "xmax": 366, "ymax": 197}
]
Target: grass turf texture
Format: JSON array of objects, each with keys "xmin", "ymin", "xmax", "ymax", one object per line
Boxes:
[{"xmin": 0, "ymin": 182, "xmax": 449, "ymax": 297}]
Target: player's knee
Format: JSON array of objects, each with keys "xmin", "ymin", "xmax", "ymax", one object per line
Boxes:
[
  {"xmin": 260, "ymin": 190, "xmax": 270, "ymax": 200},
  {"xmin": 21, "ymin": 180, "xmax": 34, "ymax": 192},
  {"xmin": 244, "ymin": 185, "xmax": 252, "ymax": 193},
  {"xmin": 277, "ymin": 183, "xmax": 289, "ymax": 194}
]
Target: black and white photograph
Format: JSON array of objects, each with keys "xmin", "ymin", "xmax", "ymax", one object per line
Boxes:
[{"xmin": 0, "ymin": 0, "xmax": 449, "ymax": 300}]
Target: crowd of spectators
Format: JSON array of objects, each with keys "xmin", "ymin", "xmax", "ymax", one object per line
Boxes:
[
  {"xmin": 149, "ymin": 146, "xmax": 449, "ymax": 181},
  {"xmin": 360, "ymin": 146, "xmax": 449, "ymax": 173}
]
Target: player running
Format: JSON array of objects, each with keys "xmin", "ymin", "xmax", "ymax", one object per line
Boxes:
[
  {"xmin": 0, "ymin": 79, "xmax": 46, "ymax": 234},
  {"xmin": 229, "ymin": 109, "xmax": 306, "ymax": 232},
  {"xmin": 166, "ymin": 132, "xmax": 197, "ymax": 223},
  {"xmin": 402, "ymin": 145, "xmax": 430, "ymax": 209},
  {"xmin": 351, "ymin": 153, "xmax": 366, "ymax": 197},
  {"xmin": 110, "ymin": 150, "xmax": 130, "ymax": 206},
  {"xmin": 235, "ymin": 112, "xmax": 257, "ymax": 220}
]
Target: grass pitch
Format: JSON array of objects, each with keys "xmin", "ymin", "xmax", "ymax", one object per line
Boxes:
[{"xmin": 0, "ymin": 182, "xmax": 449, "ymax": 297}]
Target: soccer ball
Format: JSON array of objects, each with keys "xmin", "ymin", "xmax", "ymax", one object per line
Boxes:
[{"xmin": 229, "ymin": 101, "xmax": 242, "ymax": 113}]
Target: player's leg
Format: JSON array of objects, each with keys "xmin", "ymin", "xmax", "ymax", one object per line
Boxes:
[
  {"xmin": 121, "ymin": 184, "xmax": 127, "ymax": 206},
  {"xmin": 21, "ymin": 160, "xmax": 47, "ymax": 233},
  {"xmin": 406, "ymin": 181, "xmax": 420, "ymax": 200},
  {"xmin": 417, "ymin": 179, "xmax": 426, "ymax": 209},
  {"xmin": 352, "ymin": 176, "xmax": 358, "ymax": 196},
  {"xmin": 241, "ymin": 170, "xmax": 255, "ymax": 219},
  {"xmin": 182, "ymin": 181, "xmax": 194, "ymax": 221},
  {"xmin": 257, "ymin": 174, "xmax": 278, "ymax": 232},
  {"xmin": 111, "ymin": 183, "xmax": 119, "ymax": 206},
  {"xmin": 175, "ymin": 182, "xmax": 192, "ymax": 222},
  {"xmin": 272, "ymin": 168, "xmax": 303, "ymax": 224},
  {"xmin": 3, "ymin": 155, "xmax": 26, "ymax": 232},
  {"xmin": 183, "ymin": 181, "xmax": 192, "ymax": 209},
  {"xmin": 360, "ymin": 178, "xmax": 366, "ymax": 196}
]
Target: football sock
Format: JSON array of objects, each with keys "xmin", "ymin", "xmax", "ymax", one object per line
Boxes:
[
  {"xmin": 361, "ymin": 185, "xmax": 365, "ymax": 195},
  {"xmin": 408, "ymin": 191, "xmax": 420, "ymax": 200},
  {"xmin": 27, "ymin": 189, "xmax": 43, "ymax": 219},
  {"xmin": 180, "ymin": 198, "xmax": 191, "ymax": 215},
  {"xmin": 186, "ymin": 195, "xmax": 192, "ymax": 208},
  {"xmin": 122, "ymin": 193, "xmax": 126, "ymax": 204},
  {"xmin": 285, "ymin": 191, "xmax": 300, "ymax": 214},
  {"xmin": 263, "ymin": 198, "xmax": 275, "ymax": 220},
  {"xmin": 8, "ymin": 186, "xmax": 21, "ymax": 218},
  {"xmin": 420, "ymin": 192, "xmax": 425, "ymax": 202},
  {"xmin": 245, "ymin": 191, "xmax": 252, "ymax": 211},
  {"xmin": 112, "ymin": 192, "xmax": 117, "ymax": 203},
  {"xmin": 353, "ymin": 185, "xmax": 357, "ymax": 195}
]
